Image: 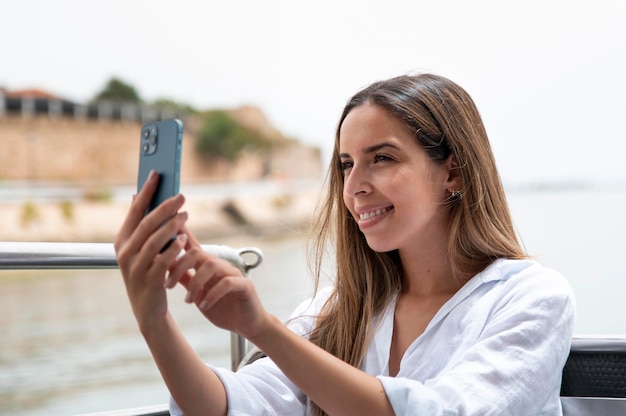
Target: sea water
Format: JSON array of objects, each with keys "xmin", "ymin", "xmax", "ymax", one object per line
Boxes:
[{"xmin": 1, "ymin": 189, "xmax": 625, "ymax": 415}]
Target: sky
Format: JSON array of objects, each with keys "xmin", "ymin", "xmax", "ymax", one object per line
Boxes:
[{"xmin": 1, "ymin": 0, "xmax": 625, "ymax": 185}]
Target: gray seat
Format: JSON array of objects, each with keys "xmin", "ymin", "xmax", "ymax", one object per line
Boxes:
[{"xmin": 561, "ymin": 337, "xmax": 626, "ymax": 415}]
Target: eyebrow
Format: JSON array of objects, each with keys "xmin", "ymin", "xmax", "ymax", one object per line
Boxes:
[{"xmin": 339, "ymin": 142, "xmax": 401, "ymax": 159}]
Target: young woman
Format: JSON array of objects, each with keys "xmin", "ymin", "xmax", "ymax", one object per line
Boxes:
[{"xmin": 115, "ymin": 73, "xmax": 575, "ymax": 415}]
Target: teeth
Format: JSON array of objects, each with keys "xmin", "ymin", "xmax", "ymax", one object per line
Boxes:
[{"xmin": 359, "ymin": 207, "xmax": 390, "ymax": 221}]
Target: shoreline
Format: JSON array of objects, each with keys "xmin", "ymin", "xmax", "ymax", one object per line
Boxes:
[{"xmin": 0, "ymin": 181, "xmax": 320, "ymax": 244}]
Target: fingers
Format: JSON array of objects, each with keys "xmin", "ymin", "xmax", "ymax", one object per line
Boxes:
[
  {"xmin": 196, "ymin": 275, "xmax": 252, "ymax": 312},
  {"xmin": 164, "ymin": 228, "xmax": 209, "ymax": 288},
  {"xmin": 130, "ymin": 212, "xmax": 184, "ymax": 278},
  {"xmin": 191, "ymin": 258, "xmax": 244, "ymax": 307},
  {"xmin": 136, "ymin": 195, "xmax": 186, "ymax": 251},
  {"xmin": 188, "ymin": 256, "xmax": 238, "ymax": 301},
  {"xmin": 115, "ymin": 170, "xmax": 159, "ymax": 251},
  {"xmin": 144, "ymin": 209, "xmax": 188, "ymax": 254},
  {"xmin": 116, "ymin": 170, "xmax": 186, "ymax": 254},
  {"xmin": 170, "ymin": 249, "xmax": 243, "ymax": 305},
  {"xmin": 117, "ymin": 197, "xmax": 187, "ymax": 275},
  {"xmin": 181, "ymin": 225, "xmax": 202, "ymax": 249},
  {"xmin": 154, "ymin": 233, "xmax": 189, "ymax": 286},
  {"xmin": 116, "ymin": 203, "xmax": 188, "ymax": 291},
  {"xmin": 165, "ymin": 244, "xmax": 201, "ymax": 289},
  {"xmin": 163, "ymin": 241, "xmax": 265, "ymax": 337}
]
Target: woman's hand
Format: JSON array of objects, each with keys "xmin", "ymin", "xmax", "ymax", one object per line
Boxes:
[
  {"xmin": 167, "ymin": 230, "xmax": 271, "ymax": 340},
  {"xmin": 114, "ymin": 170, "xmax": 189, "ymax": 332}
]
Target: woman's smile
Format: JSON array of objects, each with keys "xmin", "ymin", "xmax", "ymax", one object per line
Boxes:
[{"xmin": 357, "ymin": 206, "xmax": 394, "ymax": 228}]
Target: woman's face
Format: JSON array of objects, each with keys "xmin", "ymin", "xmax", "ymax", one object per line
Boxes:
[{"xmin": 339, "ymin": 103, "xmax": 454, "ymax": 254}]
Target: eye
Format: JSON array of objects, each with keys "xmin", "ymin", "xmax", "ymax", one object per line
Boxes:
[
  {"xmin": 339, "ymin": 160, "xmax": 353, "ymax": 172},
  {"xmin": 373, "ymin": 153, "xmax": 393, "ymax": 163}
]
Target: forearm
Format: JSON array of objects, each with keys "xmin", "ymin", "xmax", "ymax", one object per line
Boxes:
[
  {"xmin": 249, "ymin": 315, "xmax": 394, "ymax": 416},
  {"xmin": 141, "ymin": 312, "xmax": 228, "ymax": 416}
]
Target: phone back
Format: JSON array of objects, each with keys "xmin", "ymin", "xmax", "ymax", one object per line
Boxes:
[{"xmin": 137, "ymin": 118, "xmax": 183, "ymax": 214}]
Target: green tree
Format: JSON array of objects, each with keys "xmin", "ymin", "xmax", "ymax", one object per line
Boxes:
[
  {"xmin": 152, "ymin": 98, "xmax": 196, "ymax": 114},
  {"xmin": 93, "ymin": 77, "xmax": 141, "ymax": 103},
  {"xmin": 196, "ymin": 110, "xmax": 271, "ymax": 161}
]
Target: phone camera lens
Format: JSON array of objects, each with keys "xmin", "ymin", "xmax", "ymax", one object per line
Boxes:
[{"xmin": 140, "ymin": 125, "xmax": 158, "ymax": 155}]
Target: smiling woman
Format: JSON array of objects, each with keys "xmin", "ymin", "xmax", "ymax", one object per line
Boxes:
[
  {"xmin": 302, "ymin": 74, "xmax": 574, "ymax": 416},
  {"xmin": 109, "ymin": 73, "xmax": 576, "ymax": 416}
]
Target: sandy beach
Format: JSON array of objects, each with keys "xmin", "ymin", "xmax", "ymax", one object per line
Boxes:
[{"xmin": 0, "ymin": 180, "xmax": 321, "ymax": 243}]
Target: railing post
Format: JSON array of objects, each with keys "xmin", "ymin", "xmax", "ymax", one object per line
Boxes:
[{"xmin": 0, "ymin": 90, "xmax": 5, "ymax": 117}]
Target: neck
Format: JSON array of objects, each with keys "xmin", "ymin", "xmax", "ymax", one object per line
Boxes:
[{"xmin": 398, "ymin": 247, "xmax": 461, "ymax": 296}]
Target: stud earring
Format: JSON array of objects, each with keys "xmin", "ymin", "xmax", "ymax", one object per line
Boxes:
[{"xmin": 451, "ymin": 189, "xmax": 463, "ymax": 200}]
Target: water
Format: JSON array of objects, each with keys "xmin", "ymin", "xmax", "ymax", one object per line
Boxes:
[
  {"xmin": 0, "ymin": 235, "xmax": 315, "ymax": 415},
  {"xmin": 508, "ymin": 189, "xmax": 626, "ymax": 335},
  {"xmin": 1, "ymin": 190, "xmax": 625, "ymax": 414}
]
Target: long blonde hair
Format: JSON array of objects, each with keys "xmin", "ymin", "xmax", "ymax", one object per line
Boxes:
[{"xmin": 306, "ymin": 74, "xmax": 527, "ymax": 415}]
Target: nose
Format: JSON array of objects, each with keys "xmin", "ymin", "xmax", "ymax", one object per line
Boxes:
[{"xmin": 343, "ymin": 164, "xmax": 371, "ymax": 198}]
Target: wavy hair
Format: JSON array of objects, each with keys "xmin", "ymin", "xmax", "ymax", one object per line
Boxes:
[{"xmin": 306, "ymin": 73, "xmax": 527, "ymax": 415}]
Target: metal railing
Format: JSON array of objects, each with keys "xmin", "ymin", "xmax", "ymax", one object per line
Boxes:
[{"xmin": 0, "ymin": 241, "xmax": 263, "ymax": 372}]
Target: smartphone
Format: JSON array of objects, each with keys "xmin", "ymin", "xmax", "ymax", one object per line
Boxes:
[{"xmin": 137, "ymin": 118, "xmax": 183, "ymax": 215}]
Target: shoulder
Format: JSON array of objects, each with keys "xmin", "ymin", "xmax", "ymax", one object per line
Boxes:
[
  {"xmin": 480, "ymin": 258, "xmax": 573, "ymax": 295},
  {"xmin": 475, "ymin": 258, "xmax": 576, "ymax": 319}
]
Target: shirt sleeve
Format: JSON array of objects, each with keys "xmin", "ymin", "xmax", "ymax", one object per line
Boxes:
[
  {"xmin": 378, "ymin": 266, "xmax": 575, "ymax": 416},
  {"xmin": 169, "ymin": 287, "xmax": 334, "ymax": 416}
]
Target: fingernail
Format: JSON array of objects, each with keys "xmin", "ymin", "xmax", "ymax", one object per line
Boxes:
[
  {"xmin": 148, "ymin": 170, "xmax": 158, "ymax": 181},
  {"xmin": 178, "ymin": 233, "xmax": 188, "ymax": 243},
  {"xmin": 199, "ymin": 300, "xmax": 208, "ymax": 310},
  {"xmin": 184, "ymin": 291, "xmax": 193, "ymax": 303},
  {"xmin": 164, "ymin": 276, "xmax": 174, "ymax": 289}
]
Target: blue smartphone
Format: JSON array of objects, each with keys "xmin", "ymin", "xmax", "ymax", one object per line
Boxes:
[{"xmin": 137, "ymin": 118, "xmax": 183, "ymax": 215}]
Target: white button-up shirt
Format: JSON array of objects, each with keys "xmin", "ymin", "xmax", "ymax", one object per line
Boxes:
[{"xmin": 171, "ymin": 258, "xmax": 575, "ymax": 415}]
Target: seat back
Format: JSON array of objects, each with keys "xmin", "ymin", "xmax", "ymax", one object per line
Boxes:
[{"xmin": 561, "ymin": 337, "xmax": 626, "ymax": 416}]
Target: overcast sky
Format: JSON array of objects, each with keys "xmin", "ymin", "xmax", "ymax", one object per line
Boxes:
[{"xmin": 2, "ymin": 0, "xmax": 625, "ymax": 185}]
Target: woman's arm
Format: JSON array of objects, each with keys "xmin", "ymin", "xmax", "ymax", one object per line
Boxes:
[
  {"xmin": 141, "ymin": 311, "xmax": 228, "ymax": 416},
  {"xmin": 250, "ymin": 315, "xmax": 395, "ymax": 416},
  {"xmin": 169, "ymin": 232, "xmax": 396, "ymax": 416},
  {"xmin": 114, "ymin": 170, "xmax": 228, "ymax": 416}
]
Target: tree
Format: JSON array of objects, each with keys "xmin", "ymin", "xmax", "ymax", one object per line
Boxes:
[
  {"xmin": 196, "ymin": 110, "xmax": 272, "ymax": 161},
  {"xmin": 93, "ymin": 77, "xmax": 141, "ymax": 103},
  {"xmin": 151, "ymin": 98, "xmax": 196, "ymax": 114}
]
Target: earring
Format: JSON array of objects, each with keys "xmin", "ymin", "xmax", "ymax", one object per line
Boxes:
[{"xmin": 451, "ymin": 189, "xmax": 463, "ymax": 200}]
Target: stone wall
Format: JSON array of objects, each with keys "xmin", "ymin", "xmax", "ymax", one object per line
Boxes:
[{"xmin": 0, "ymin": 113, "xmax": 322, "ymax": 186}]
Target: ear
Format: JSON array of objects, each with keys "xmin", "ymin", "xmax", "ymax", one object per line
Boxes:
[{"xmin": 443, "ymin": 154, "xmax": 462, "ymax": 193}]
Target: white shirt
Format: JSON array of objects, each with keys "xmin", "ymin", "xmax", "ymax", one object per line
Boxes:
[{"xmin": 170, "ymin": 258, "xmax": 575, "ymax": 415}]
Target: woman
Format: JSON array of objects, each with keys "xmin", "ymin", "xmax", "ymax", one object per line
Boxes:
[{"xmin": 115, "ymin": 74, "xmax": 575, "ymax": 415}]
